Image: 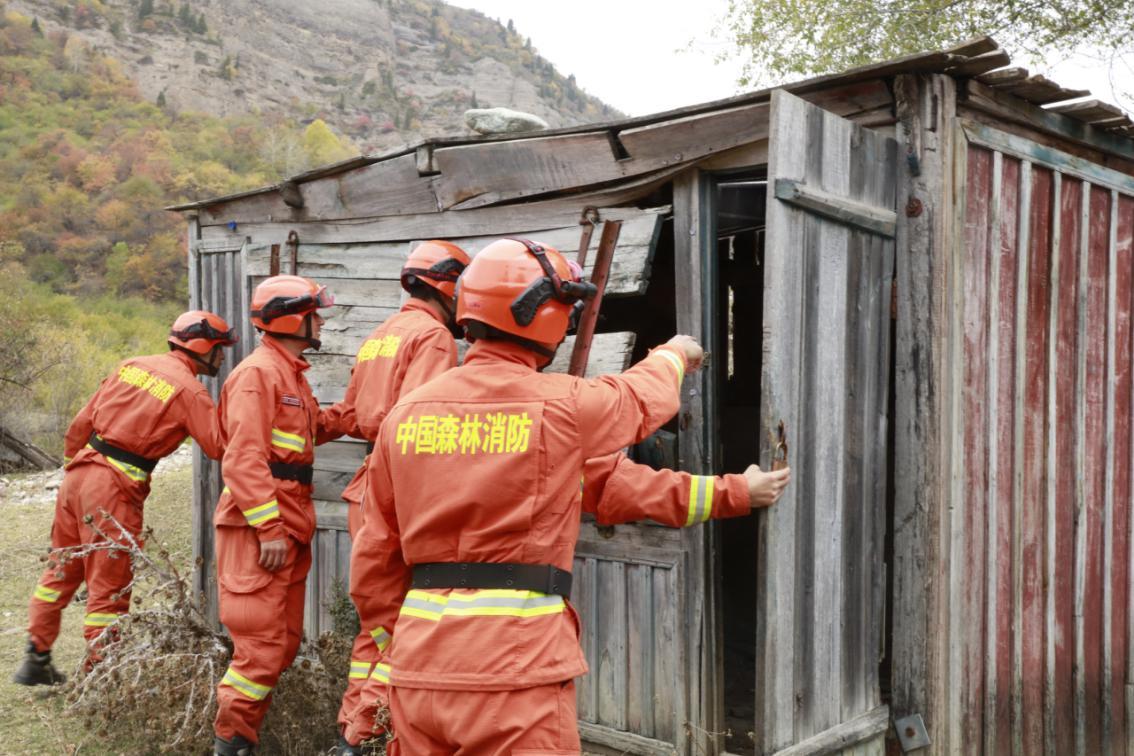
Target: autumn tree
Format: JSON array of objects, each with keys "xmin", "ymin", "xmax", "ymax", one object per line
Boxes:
[{"xmin": 719, "ymin": 0, "xmax": 1134, "ymax": 96}]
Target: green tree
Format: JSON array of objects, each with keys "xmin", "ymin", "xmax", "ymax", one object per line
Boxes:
[
  {"xmin": 719, "ymin": 0, "xmax": 1134, "ymax": 88},
  {"xmin": 30, "ymin": 17, "xmax": 42, "ymax": 36},
  {"xmin": 195, "ymin": 12, "xmax": 207, "ymax": 34},
  {"xmin": 137, "ymin": 0, "xmax": 154, "ymax": 21},
  {"xmin": 156, "ymin": 89, "xmax": 167, "ymax": 107}
]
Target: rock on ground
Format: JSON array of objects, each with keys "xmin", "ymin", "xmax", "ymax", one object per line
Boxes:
[{"xmin": 464, "ymin": 107, "xmax": 549, "ymax": 135}]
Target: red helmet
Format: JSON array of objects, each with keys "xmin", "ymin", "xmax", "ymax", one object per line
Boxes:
[
  {"xmin": 456, "ymin": 238, "xmax": 595, "ymax": 348},
  {"xmin": 250, "ymin": 275, "xmax": 334, "ymax": 336},
  {"xmin": 168, "ymin": 310, "xmax": 238, "ymax": 355},
  {"xmin": 402, "ymin": 241, "xmax": 471, "ymax": 300}
]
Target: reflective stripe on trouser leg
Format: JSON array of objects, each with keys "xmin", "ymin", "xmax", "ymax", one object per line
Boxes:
[
  {"xmin": 213, "ymin": 526, "xmax": 311, "ymax": 743},
  {"xmin": 337, "ymin": 627, "xmax": 382, "ymax": 729}
]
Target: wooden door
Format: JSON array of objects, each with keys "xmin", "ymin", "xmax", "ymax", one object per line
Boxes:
[
  {"xmin": 188, "ymin": 237, "xmax": 256, "ymax": 624},
  {"xmin": 755, "ymin": 89, "xmax": 896, "ymax": 754}
]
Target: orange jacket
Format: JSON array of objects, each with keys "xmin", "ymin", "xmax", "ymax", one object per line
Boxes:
[
  {"xmin": 351, "ymin": 339, "xmax": 688, "ymax": 691},
  {"xmin": 214, "ymin": 336, "xmax": 350, "ymax": 544},
  {"xmin": 62, "ymin": 350, "xmax": 223, "ymax": 503},
  {"xmin": 583, "ymin": 451, "xmax": 751, "ymax": 526},
  {"xmin": 338, "ymin": 299, "xmax": 458, "ymax": 442}
]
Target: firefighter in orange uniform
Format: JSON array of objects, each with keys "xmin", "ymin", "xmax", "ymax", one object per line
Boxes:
[
  {"xmin": 341, "ymin": 449, "xmax": 792, "ymax": 750},
  {"xmin": 212, "ymin": 275, "xmax": 351, "ymax": 756},
  {"xmin": 15, "ymin": 311, "xmax": 236, "ymax": 686},
  {"xmin": 342, "ymin": 238, "xmax": 709, "ymax": 754},
  {"xmin": 333, "ymin": 241, "xmax": 470, "ymax": 751}
]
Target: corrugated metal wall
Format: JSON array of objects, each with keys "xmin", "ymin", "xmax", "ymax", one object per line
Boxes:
[{"xmin": 951, "ymin": 126, "xmax": 1134, "ymax": 754}]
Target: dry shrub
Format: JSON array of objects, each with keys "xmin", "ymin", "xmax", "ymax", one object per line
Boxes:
[{"xmin": 58, "ymin": 512, "xmax": 362, "ymax": 754}]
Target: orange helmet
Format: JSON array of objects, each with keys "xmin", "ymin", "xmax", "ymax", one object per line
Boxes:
[
  {"xmin": 168, "ymin": 310, "xmax": 238, "ymax": 355},
  {"xmin": 456, "ymin": 238, "xmax": 595, "ymax": 350},
  {"xmin": 250, "ymin": 275, "xmax": 334, "ymax": 336},
  {"xmin": 402, "ymin": 240, "xmax": 471, "ymax": 300}
]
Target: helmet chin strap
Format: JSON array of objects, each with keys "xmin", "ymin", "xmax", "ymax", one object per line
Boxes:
[{"xmin": 176, "ymin": 345, "xmax": 222, "ymax": 377}]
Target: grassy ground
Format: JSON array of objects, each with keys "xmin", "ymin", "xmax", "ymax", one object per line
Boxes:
[{"xmin": 0, "ymin": 464, "xmax": 195, "ymax": 754}]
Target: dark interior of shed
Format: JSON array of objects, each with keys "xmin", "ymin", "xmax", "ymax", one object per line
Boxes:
[{"xmin": 715, "ymin": 171, "xmax": 767, "ymax": 755}]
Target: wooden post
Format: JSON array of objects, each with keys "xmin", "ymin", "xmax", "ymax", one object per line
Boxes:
[{"xmin": 891, "ymin": 72, "xmax": 958, "ymax": 752}]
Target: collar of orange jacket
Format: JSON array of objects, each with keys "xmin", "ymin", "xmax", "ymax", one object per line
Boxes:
[
  {"xmin": 400, "ymin": 296, "xmax": 446, "ymax": 326},
  {"xmin": 463, "ymin": 338, "xmax": 550, "ymax": 371},
  {"xmin": 261, "ymin": 333, "xmax": 312, "ymax": 373},
  {"xmin": 167, "ymin": 348, "xmax": 198, "ymax": 375}
]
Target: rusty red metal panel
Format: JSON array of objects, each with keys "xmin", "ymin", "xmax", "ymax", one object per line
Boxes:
[
  {"xmin": 962, "ymin": 145, "xmax": 992, "ymax": 752},
  {"xmin": 1053, "ymin": 176, "xmax": 1082, "ymax": 756},
  {"xmin": 1082, "ymin": 184, "xmax": 1110, "ymax": 756},
  {"xmin": 1020, "ymin": 164, "xmax": 1053, "ymax": 756},
  {"xmin": 1109, "ymin": 193, "xmax": 1134, "ymax": 753}
]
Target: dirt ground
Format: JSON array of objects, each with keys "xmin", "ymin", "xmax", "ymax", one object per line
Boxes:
[{"xmin": 0, "ymin": 446, "xmax": 195, "ymax": 754}]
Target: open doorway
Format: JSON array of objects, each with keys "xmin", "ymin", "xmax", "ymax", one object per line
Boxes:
[{"xmin": 714, "ymin": 170, "xmax": 767, "ymax": 755}]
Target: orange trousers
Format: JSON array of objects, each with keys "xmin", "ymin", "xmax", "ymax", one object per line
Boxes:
[
  {"xmin": 213, "ymin": 526, "xmax": 311, "ymax": 744},
  {"xmin": 27, "ymin": 463, "xmax": 141, "ymax": 653},
  {"xmin": 338, "ymin": 499, "xmax": 389, "ymax": 736},
  {"xmin": 386, "ymin": 681, "xmax": 581, "ymax": 755}
]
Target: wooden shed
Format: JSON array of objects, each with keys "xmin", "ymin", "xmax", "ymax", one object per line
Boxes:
[{"xmin": 172, "ymin": 38, "xmax": 1134, "ymax": 755}]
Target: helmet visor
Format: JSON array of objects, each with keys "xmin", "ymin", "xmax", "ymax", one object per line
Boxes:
[
  {"xmin": 314, "ymin": 285, "xmax": 335, "ymax": 309},
  {"xmin": 172, "ymin": 319, "xmax": 238, "ymax": 345}
]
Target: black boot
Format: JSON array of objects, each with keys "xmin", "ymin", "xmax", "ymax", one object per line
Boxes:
[
  {"xmin": 12, "ymin": 642, "xmax": 65, "ymax": 686},
  {"xmin": 213, "ymin": 734, "xmax": 254, "ymax": 756}
]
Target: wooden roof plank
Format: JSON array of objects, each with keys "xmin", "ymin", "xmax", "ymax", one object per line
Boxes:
[
  {"xmin": 979, "ymin": 67, "xmax": 1029, "ymax": 86},
  {"xmin": 946, "ymin": 50, "xmax": 1012, "ymax": 77},
  {"xmin": 1002, "ymin": 75, "xmax": 1089, "ymax": 105},
  {"xmin": 943, "ymin": 36, "xmax": 1000, "ymax": 58},
  {"xmin": 1050, "ymin": 99, "xmax": 1126, "ymax": 122}
]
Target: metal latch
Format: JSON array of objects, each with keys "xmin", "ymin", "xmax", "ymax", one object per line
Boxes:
[{"xmin": 894, "ymin": 713, "xmax": 931, "ymax": 752}]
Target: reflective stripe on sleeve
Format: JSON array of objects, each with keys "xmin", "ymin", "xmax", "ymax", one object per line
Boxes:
[
  {"xmin": 653, "ymin": 348, "xmax": 685, "ymax": 387},
  {"xmin": 243, "ymin": 499, "xmax": 280, "ymax": 526},
  {"xmin": 400, "ymin": 589, "xmax": 566, "ymax": 622},
  {"xmin": 349, "ymin": 660, "xmax": 372, "ymax": 680},
  {"xmin": 33, "ymin": 585, "xmax": 61, "ymax": 603},
  {"xmin": 685, "ymin": 475, "xmax": 715, "ymax": 526},
  {"xmin": 370, "ymin": 662, "xmax": 391, "ymax": 683},
  {"xmin": 221, "ymin": 667, "xmax": 272, "ymax": 701},
  {"xmin": 271, "ymin": 428, "xmax": 306, "ymax": 453},
  {"xmin": 84, "ymin": 612, "xmax": 122, "ymax": 627},
  {"xmin": 369, "ymin": 626, "xmax": 391, "ymax": 651}
]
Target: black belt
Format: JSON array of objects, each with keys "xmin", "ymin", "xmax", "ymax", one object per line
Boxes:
[
  {"xmin": 269, "ymin": 461, "xmax": 314, "ymax": 485},
  {"xmin": 411, "ymin": 562, "xmax": 572, "ymax": 598},
  {"xmin": 88, "ymin": 433, "xmax": 158, "ymax": 473}
]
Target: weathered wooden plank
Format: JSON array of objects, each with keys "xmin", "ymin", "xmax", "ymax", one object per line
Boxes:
[
  {"xmin": 757, "ymin": 90, "xmax": 807, "ymax": 753},
  {"xmin": 960, "ymin": 142, "xmax": 992, "ymax": 753},
  {"xmin": 314, "ymin": 498, "xmax": 350, "ymax": 531},
  {"xmin": 1053, "ymin": 176, "xmax": 1082, "ymax": 756},
  {"xmin": 626, "ymin": 564, "xmax": 655, "ymax": 737},
  {"xmin": 773, "ymin": 178, "xmax": 897, "ymax": 237},
  {"xmin": 197, "ymin": 154, "xmax": 439, "ymax": 225},
  {"xmin": 673, "ymin": 166, "xmax": 717, "ymax": 755},
  {"xmin": 803, "ymin": 94, "xmax": 853, "ymax": 740},
  {"xmin": 1110, "ymin": 193, "xmax": 1134, "ymax": 756},
  {"xmin": 1081, "ymin": 183, "xmax": 1110, "ymax": 756},
  {"xmin": 652, "ymin": 565, "xmax": 679, "ymax": 744},
  {"xmin": 1050, "ymin": 100, "xmax": 1125, "ymax": 124},
  {"xmin": 946, "ymin": 49, "xmax": 1012, "ymax": 77},
  {"xmin": 960, "ymin": 81, "xmax": 1134, "ymax": 165},
  {"xmin": 770, "ymin": 704, "xmax": 889, "ymax": 756},
  {"xmin": 979, "ymin": 66, "xmax": 1030, "ymax": 86},
  {"xmin": 596, "ymin": 560, "xmax": 628, "ymax": 731},
  {"xmin": 578, "ymin": 722, "xmax": 678, "ymax": 756},
  {"xmin": 1101, "ymin": 189, "xmax": 1120, "ymax": 754},
  {"xmin": 198, "ymin": 186, "xmax": 673, "ymax": 246},
  {"xmin": 1020, "ymin": 163, "xmax": 1051, "ymax": 756},
  {"xmin": 962, "ymin": 120, "xmax": 1134, "ymax": 196},
  {"xmin": 245, "ymin": 242, "xmax": 407, "ymax": 279},
  {"xmin": 618, "ymin": 101, "xmax": 771, "ymax": 171},
  {"xmin": 1002, "ymin": 75, "xmax": 1089, "ymax": 106},
  {"xmin": 1044, "ymin": 171, "xmax": 1064, "ymax": 756},
  {"xmin": 573, "ymin": 555, "xmax": 597, "ymax": 722},
  {"xmin": 891, "ymin": 73, "xmax": 956, "ymax": 754}
]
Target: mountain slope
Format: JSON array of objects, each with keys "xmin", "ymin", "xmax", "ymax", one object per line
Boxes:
[{"xmin": 7, "ymin": 0, "xmax": 618, "ymax": 154}]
